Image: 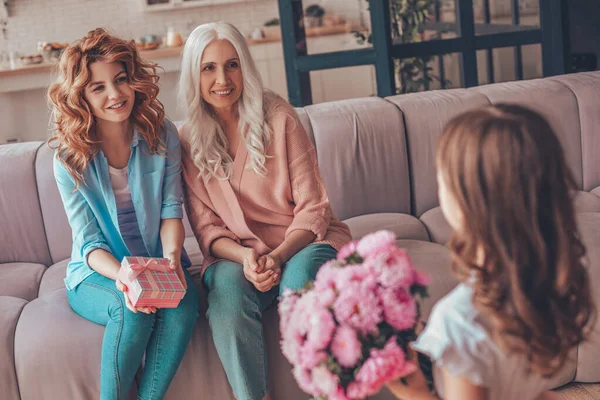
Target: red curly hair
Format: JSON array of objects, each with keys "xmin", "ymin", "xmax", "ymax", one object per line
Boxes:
[{"xmin": 48, "ymin": 28, "xmax": 165, "ymax": 187}]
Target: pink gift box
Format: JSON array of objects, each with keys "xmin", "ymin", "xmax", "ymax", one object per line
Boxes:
[{"xmin": 118, "ymin": 256, "xmax": 186, "ymax": 308}]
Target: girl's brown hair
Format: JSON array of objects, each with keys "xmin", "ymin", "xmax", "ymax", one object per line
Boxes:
[
  {"xmin": 437, "ymin": 104, "xmax": 595, "ymax": 377},
  {"xmin": 48, "ymin": 28, "xmax": 165, "ymax": 187}
]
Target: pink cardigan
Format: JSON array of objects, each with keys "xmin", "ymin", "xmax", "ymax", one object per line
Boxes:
[{"xmin": 180, "ymin": 98, "xmax": 352, "ymax": 273}]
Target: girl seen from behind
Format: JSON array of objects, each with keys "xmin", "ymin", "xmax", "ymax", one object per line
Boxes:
[{"xmin": 387, "ymin": 104, "xmax": 595, "ymax": 400}]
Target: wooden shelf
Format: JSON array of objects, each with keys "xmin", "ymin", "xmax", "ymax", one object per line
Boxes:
[
  {"xmin": 0, "ymin": 28, "xmax": 355, "ymax": 80},
  {"xmin": 0, "ymin": 46, "xmax": 185, "ymax": 78},
  {"xmin": 248, "ymin": 22, "xmax": 352, "ymax": 45}
]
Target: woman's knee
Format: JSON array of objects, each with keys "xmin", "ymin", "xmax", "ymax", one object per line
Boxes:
[
  {"xmin": 118, "ymin": 304, "xmax": 156, "ymax": 332},
  {"xmin": 204, "ymin": 261, "xmax": 247, "ymax": 292},
  {"xmin": 280, "ymin": 244, "xmax": 337, "ymax": 291},
  {"xmin": 103, "ymin": 288, "xmax": 155, "ymax": 328},
  {"xmin": 205, "ymin": 263, "xmax": 262, "ymax": 326}
]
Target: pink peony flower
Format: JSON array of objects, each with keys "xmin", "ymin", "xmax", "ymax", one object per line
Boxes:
[
  {"xmin": 368, "ymin": 247, "xmax": 416, "ymax": 289},
  {"xmin": 312, "ymin": 365, "xmax": 340, "ymax": 397},
  {"xmin": 328, "ymin": 386, "xmax": 351, "ymax": 400},
  {"xmin": 336, "ymin": 264, "xmax": 377, "ymax": 292},
  {"xmin": 297, "ymin": 344, "xmax": 327, "ymax": 369},
  {"xmin": 331, "ymin": 325, "xmax": 362, "ymax": 368},
  {"xmin": 414, "ymin": 269, "xmax": 432, "ymax": 286},
  {"xmin": 334, "ymin": 282, "xmax": 383, "ymax": 335},
  {"xmin": 307, "ymin": 308, "xmax": 336, "ymax": 350},
  {"xmin": 279, "ymin": 230, "xmax": 429, "ymax": 400},
  {"xmin": 314, "ymin": 286, "xmax": 337, "ymax": 308},
  {"xmin": 352, "ymin": 338, "xmax": 417, "ymax": 397},
  {"xmin": 356, "ymin": 230, "xmax": 396, "ymax": 258},
  {"xmin": 281, "ymin": 329, "xmax": 304, "ymax": 365},
  {"xmin": 292, "ymin": 291, "xmax": 321, "ymax": 327},
  {"xmin": 293, "ymin": 366, "xmax": 316, "ymax": 395},
  {"xmin": 278, "ymin": 288, "xmax": 298, "ymax": 337},
  {"xmin": 379, "ymin": 287, "xmax": 418, "ymax": 331},
  {"xmin": 346, "ymin": 381, "xmax": 370, "ymax": 400},
  {"xmin": 337, "ymin": 240, "xmax": 358, "ymax": 261},
  {"xmin": 314, "ymin": 260, "xmax": 344, "ymax": 293}
]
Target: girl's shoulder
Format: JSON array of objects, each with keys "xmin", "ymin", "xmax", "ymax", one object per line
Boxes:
[
  {"xmin": 427, "ymin": 283, "xmax": 488, "ymax": 338},
  {"xmin": 418, "ymin": 283, "xmax": 496, "ymax": 358},
  {"xmin": 413, "ymin": 284, "xmax": 497, "ymax": 386}
]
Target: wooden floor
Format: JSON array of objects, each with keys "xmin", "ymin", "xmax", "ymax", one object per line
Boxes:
[{"xmin": 555, "ymin": 383, "xmax": 600, "ymax": 399}]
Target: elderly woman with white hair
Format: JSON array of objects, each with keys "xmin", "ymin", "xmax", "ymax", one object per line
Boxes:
[{"xmin": 177, "ymin": 21, "xmax": 351, "ymax": 400}]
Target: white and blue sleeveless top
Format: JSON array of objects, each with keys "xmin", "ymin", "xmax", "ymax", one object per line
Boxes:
[
  {"xmin": 412, "ymin": 283, "xmax": 574, "ymax": 400},
  {"xmin": 109, "ymin": 165, "xmax": 149, "ymax": 257}
]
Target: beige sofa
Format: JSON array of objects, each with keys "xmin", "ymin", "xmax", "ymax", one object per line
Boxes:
[{"xmin": 2, "ymin": 71, "xmax": 600, "ymax": 400}]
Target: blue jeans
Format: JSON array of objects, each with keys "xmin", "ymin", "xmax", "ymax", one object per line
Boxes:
[
  {"xmin": 203, "ymin": 244, "xmax": 337, "ymax": 400},
  {"xmin": 67, "ymin": 270, "xmax": 199, "ymax": 400}
]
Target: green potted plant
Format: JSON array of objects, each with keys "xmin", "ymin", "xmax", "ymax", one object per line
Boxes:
[
  {"xmin": 355, "ymin": 0, "xmax": 451, "ymax": 94},
  {"xmin": 304, "ymin": 4, "xmax": 325, "ymax": 28},
  {"xmin": 262, "ymin": 17, "xmax": 281, "ymax": 40}
]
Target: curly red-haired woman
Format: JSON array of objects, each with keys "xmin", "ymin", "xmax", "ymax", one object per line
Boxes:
[{"xmin": 48, "ymin": 28, "xmax": 199, "ymax": 400}]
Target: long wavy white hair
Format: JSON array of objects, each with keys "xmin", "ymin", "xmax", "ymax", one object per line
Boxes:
[{"xmin": 178, "ymin": 21, "xmax": 272, "ymax": 181}]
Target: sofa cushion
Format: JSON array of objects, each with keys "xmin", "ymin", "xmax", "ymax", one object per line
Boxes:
[
  {"xmin": 550, "ymin": 72, "xmax": 600, "ymax": 192},
  {"xmin": 420, "ymin": 207, "xmax": 452, "ymax": 245},
  {"xmin": 14, "ymin": 290, "xmax": 139, "ymax": 400},
  {"xmin": 343, "ymin": 213, "xmax": 430, "ymax": 242},
  {"xmin": 575, "ymin": 191, "xmax": 600, "ymax": 213},
  {"xmin": 304, "ymin": 97, "xmax": 412, "ymax": 220},
  {"xmin": 592, "ymin": 187, "xmax": 600, "ymax": 199},
  {"xmin": 0, "ymin": 296, "xmax": 27, "ymax": 400},
  {"xmin": 0, "ymin": 262, "xmax": 46, "ymax": 301},
  {"xmin": 574, "ymin": 213, "xmax": 600, "ymax": 382},
  {"xmin": 184, "ymin": 236, "xmax": 204, "ymax": 267},
  {"xmin": 386, "ymin": 89, "xmax": 490, "ymax": 217},
  {"xmin": 35, "ymin": 143, "xmax": 73, "ymax": 264},
  {"xmin": 419, "ymin": 191, "xmax": 600, "ymax": 246},
  {"xmin": 473, "ymin": 78, "xmax": 584, "ymax": 189},
  {"xmin": 0, "ymin": 142, "xmax": 52, "ymax": 265},
  {"xmin": 39, "ymin": 259, "xmax": 68, "ymax": 296}
]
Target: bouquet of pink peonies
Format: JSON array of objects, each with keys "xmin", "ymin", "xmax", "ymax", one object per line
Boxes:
[{"xmin": 279, "ymin": 230, "xmax": 431, "ymax": 400}]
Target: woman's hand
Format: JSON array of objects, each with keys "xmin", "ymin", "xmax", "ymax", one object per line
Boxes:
[
  {"xmin": 242, "ymin": 248, "xmax": 279, "ymax": 292},
  {"xmin": 115, "ymin": 277, "xmax": 156, "ymax": 314},
  {"xmin": 257, "ymin": 253, "xmax": 282, "ymax": 287},
  {"xmin": 165, "ymin": 251, "xmax": 187, "ymax": 289}
]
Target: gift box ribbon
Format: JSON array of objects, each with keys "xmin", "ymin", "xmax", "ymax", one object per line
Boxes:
[{"xmin": 128, "ymin": 258, "xmax": 171, "ymax": 281}]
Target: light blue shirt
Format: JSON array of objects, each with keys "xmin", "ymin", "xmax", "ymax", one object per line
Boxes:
[{"xmin": 54, "ymin": 120, "xmax": 187, "ymax": 290}]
